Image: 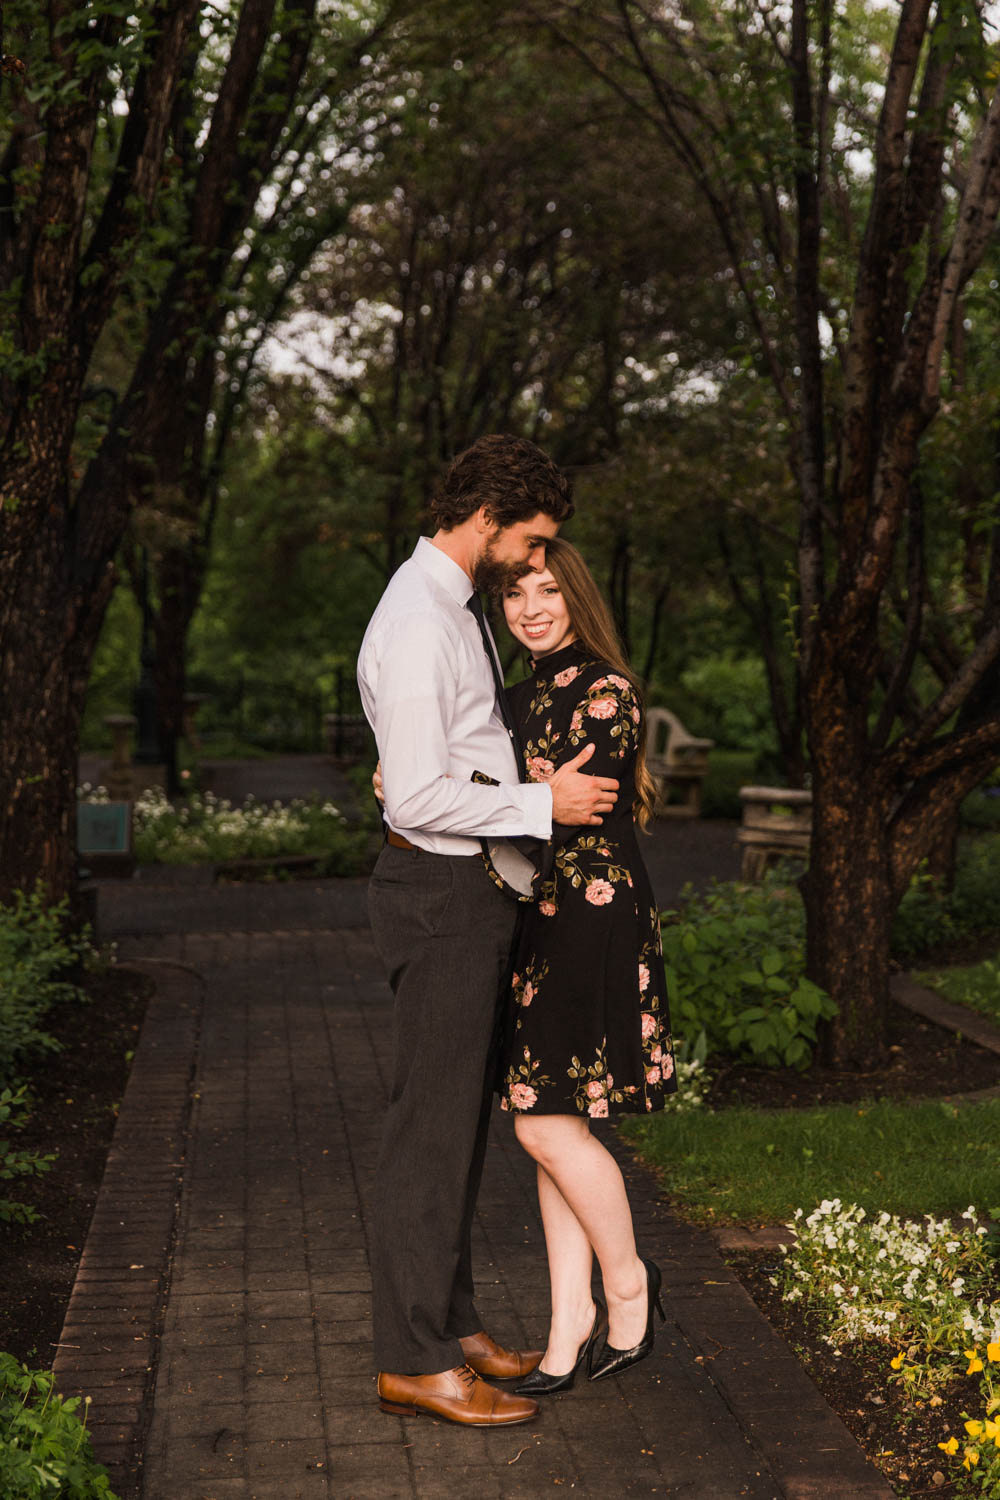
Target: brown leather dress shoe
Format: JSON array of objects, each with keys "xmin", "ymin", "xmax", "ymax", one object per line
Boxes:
[
  {"xmin": 378, "ymin": 1364, "xmax": 538, "ymax": 1425},
  {"xmin": 459, "ymin": 1330, "xmax": 543, "ymax": 1380}
]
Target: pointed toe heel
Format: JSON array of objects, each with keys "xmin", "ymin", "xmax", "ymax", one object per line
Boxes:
[
  {"xmin": 514, "ymin": 1301, "xmax": 607, "ymax": 1395},
  {"xmin": 589, "ymin": 1257, "xmax": 664, "ymax": 1383}
]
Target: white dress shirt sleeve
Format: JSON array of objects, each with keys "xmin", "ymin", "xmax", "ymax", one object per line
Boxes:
[{"xmin": 372, "ymin": 612, "xmax": 552, "ymax": 840}]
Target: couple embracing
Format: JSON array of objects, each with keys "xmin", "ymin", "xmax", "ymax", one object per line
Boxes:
[{"xmin": 357, "ymin": 434, "xmax": 676, "ymax": 1427}]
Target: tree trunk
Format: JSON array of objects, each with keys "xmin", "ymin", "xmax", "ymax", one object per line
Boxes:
[
  {"xmin": 0, "ymin": 505, "xmax": 99, "ymax": 907},
  {"xmin": 801, "ymin": 773, "xmax": 894, "ymax": 1070}
]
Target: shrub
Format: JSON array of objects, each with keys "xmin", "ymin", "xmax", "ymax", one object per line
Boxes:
[
  {"xmin": 0, "ymin": 1354, "xmax": 117, "ymax": 1499},
  {"xmin": 0, "ymin": 891, "xmax": 92, "ymax": 1088},
  {"xmin": 678, "ymin": 653, "xmax": 779, "ymax": 756},
  {"xmin": 892, "ymin": 833, "xmax": 1000, "ymax": 962},
  {"xmin": 661, "ymin": 878, "xmax": 835, "ymax": 1068},
  {"xmin": 0, "ymin": 1088, "xmax": 55, "ymax": 1226}
]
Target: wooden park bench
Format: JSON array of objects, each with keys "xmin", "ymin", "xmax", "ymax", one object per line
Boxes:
[
  {"xmin": 736, "ymin": 785, "xmax": 812, "ymax": 881},
  {"xmin": 646, "ymin": 707, "xmax": 715, "ymax": 818}
]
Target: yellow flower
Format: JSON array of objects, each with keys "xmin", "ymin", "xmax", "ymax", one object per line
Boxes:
[
  {"xmin": 985, "ymin": 1419, "xmax": 1000, "ymax": 1447},
  {"xmin": 988, "ymin": 1343, "xmax": 1000, "ymax": 1364},
  {"xmin": 966, "ymin": 1348, "xmax": 985, "ymax": 1374},
  {"xmin": 939, "ymin": 1437, "xmax": 959, "ymax": 1455},
  {"xmin": 966, "ymin": 1420, "xmax": 984, "ymax": 1438},
  {"xmin": 963, "ymin": 1447, "xmax": 980, "ymax": 1470},
  {"xmin": 890, "ymin": 1352, "xmax": 904, "ymax": 1371}
]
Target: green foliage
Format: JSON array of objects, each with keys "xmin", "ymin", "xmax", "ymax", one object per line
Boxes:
[
  {"xmin": 660, "ymin": 879, "xmax": 835, "ymax": 1068},
  {"xmin": 0, "ymin": 1087, "xmax": 55, "ymax": 1227},
  {"xmin": 0, "ymin": 1353, "xmax": 117, "ymax": 1499},
  {"xmin": 0, "ymin": 892, "xmax": 92, "ymax": 1088},
  {"xmin": 679, "ymin": 653, "xmax": 779, "ymax": 756},
  {"xmin": 892, "ymin": 835, "xmax": 1000, "ymax": 962}
]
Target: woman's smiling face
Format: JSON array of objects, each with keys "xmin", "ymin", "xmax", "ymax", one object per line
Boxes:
[{"xmin": 502, "ymin": 567, "xmax": 576, "ymax": 658}]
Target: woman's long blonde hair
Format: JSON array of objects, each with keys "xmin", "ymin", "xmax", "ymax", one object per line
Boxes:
[{"xmin": 536, "ymin": 536, "xmax": 658, "ymax": 830}]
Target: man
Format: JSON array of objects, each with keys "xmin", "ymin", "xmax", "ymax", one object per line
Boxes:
[{"xmin": 358, "ymin": 434, "xmax": 619, "ymax": 1427}]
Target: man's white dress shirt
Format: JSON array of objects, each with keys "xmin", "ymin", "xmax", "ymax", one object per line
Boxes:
[{"xmin": 357, "ymin": 537, "xmax": 553, "ymax": 856}]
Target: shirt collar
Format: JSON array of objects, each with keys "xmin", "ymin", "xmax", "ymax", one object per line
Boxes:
[{"xmin": 413, "ymin": 536, "xmax": 474, "ymax": 607}]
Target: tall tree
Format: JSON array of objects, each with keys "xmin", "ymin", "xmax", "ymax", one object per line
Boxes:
[
  {"xmin": 520, "ymin": 0, "xmax": 1000, "ymax": 1065},
  {"xmin": 0, "ymin": 0, "xmax": 201, "ymax": 904}
]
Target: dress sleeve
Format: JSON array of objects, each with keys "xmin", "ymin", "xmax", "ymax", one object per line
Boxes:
[{"xmin": 557, "ymin": 672, "xmax": 642, "ymax": 780}]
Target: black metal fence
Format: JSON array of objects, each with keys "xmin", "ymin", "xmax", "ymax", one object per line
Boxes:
[{"xmin": 188, "ymin": 664, "xmax": 373, "ymax": 761}]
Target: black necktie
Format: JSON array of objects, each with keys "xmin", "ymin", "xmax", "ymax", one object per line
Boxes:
[{"xmin": 466, "ymin": 591, "xmax": 523, "ymax": 770}]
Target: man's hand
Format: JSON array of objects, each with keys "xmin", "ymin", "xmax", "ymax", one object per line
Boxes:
[
  {"xmin": 548, "ymin": 744, "xmax": 619, "ymax": 825},
  {"xmin": 372, "ymin": 761, "xmax": 385, "ymax": 806}
]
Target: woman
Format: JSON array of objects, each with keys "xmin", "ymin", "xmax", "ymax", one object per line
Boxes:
[{"xmin": 495, "ymin": 536, "xmax": 675, "ymax": 1393}]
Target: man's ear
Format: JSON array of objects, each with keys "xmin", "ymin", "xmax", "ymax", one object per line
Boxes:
[{"xmin": 475, "ymin": 504, "xmax": 496, "ymax": 534}]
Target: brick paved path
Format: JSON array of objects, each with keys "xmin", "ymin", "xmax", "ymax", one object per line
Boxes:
[{"xmin": 55, "ymin": 867, "xmax": 893, "ymax": 1500}]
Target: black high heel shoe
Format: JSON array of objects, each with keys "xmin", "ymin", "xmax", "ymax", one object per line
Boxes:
[
  {"xmin": 514, "ymin": 1300, "xmax": 608, "ymax": 1395},
  {"xmin": 588, "ymin": 1257, "xmax": 665, "ymax": 1382}
]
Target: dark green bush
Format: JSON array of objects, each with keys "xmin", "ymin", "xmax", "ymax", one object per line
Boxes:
[
  {"xmin": 0, "ymin": 1354, "xmax": 117, "ymax": 1499},
  {"xmin": 0, "ymin": 891, "xmax": 92, "ymax": 1088},
  {"xmin": 661, "ymin": 878, "xmax": 835, "ymax": 1068},
  {"xmin": 892, "ymin": 833, "xmax": 1000, "ymax": 962}
]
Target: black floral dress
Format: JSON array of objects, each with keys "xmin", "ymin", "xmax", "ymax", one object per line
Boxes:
[{"xmin": 498, "ymin": 641, "xmax": 676, "ymax": 1117}]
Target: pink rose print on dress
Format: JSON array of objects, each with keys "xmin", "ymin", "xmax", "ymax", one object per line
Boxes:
[
  {"xmin": 606, "ymin": 674, "xmax": 630, "ymax": 689},
  {"xmin": 522, "ymin": 982, "xmax": 535, "ymax": 1006},
  {"xmin": 641, "ymin": 1012, "xmax": 656, "ymax": 1040},
  {"xmin": 554, "ymin": 666, "xmax": 580, "ymax": 687},
  {"xmin": 586, "ymin": 1079, "xmax": 605, "ymax": 1100},
  {"xmin": 662, "ymin": 1053, "xmax": 675, "ymax": 1080},
  {"xmin": 539, "ymin": 900, "xmax": 557, "ymax": 916},
  {"xmin": 585, "ymin": 879, "xmax": 615, "ymax": 906},
  {"xmin": 650, "ymin": 1045, "xmax": 663, "ymax": 1064},
  {"xmin": 587, "ymin": 697, "xmax": 616, "ymax": 720},
  {"xmin": 500, "ymin": 1097, "xmax": 510, "ymax": 1111},
  {"xmin": 646, "ymin": 1066, "xmax": 661, "ymax": 1084},
  {"xmin": 588, "ymin": 1098, "xmax": 609, "ymax": 1118},
  {"xmin": 632, "ymin": 706, "xmax": 641, "ymax": 723},
  {"xmin": 639, "ymin": 963, "xmax": 650, "ymax": 993},
  {"xmin": 509, "ymin": 1082, "xmax": 538, "ymax": 1109},
  {"xmin": 570, "ymin": 709, "xmax": 584, "ymax": 734},
  {"xmin": 527, "ymin": 756, "xmax": 555, "ymax": 781}
]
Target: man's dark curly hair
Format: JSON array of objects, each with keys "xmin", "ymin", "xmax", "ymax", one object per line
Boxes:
[{"xmin": 429, "ymin": 434, "xmax": 574, "ymax": 532}]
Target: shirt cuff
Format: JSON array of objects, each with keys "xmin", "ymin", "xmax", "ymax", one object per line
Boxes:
[{"xmin": 519, "ymin": 781, "xmax": 552, "ymax": 840}]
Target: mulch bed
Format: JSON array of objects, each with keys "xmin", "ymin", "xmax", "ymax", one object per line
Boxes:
[
  {"xmin": 0, "ymin": 964, "xmax": 153, "ymax": 1367},
  {"xmin": 706, "ymin": 996, "xmax": 1000, "ymax": 1110}
]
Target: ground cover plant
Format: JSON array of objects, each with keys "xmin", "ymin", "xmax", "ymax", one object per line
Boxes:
[
  {"xmin": 0, "ymin": 890, "xmax": 94, "ymax": 1086},
  {"xmin": 660, "ymin": 877, "xmax": 836, "ymax": 1068},
  {"xmin": 0, "ymin": 1354, "xmax": 117, "ymax": 1499},
  {"xmin": 79, "ymin": 785, "xmax": 369, "ymax": 873},
  {"xmin": 767, "ymin": 1201, "xmax": 1000, "ymax": 1497}
]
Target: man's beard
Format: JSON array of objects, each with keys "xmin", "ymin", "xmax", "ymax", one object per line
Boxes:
[{"xmin": 471, "ymin": 538, "xmax": 528, "ymax": 596}]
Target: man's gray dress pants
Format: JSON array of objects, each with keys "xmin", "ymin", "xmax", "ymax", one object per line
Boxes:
[{"xmin": 367, "ymin": 841, "xmax": 517, "ymax": 1374}]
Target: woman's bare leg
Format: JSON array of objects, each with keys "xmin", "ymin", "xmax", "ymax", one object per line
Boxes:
[
  {"xmin": 535, "ymin": 1163, "xmax": 598, "ymax": 1372},
  {"xmin": 515, "ymin": 1114, "xmax": 649, "ymax": 1356}
]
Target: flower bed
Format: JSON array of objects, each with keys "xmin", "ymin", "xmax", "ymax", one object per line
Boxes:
[
  {"xmin": 79, "ymin": 786, "xmax": 369, "ymax": 873},
  {"xmin": 774, "ymin": 1199, "xmax": 1000, "ymax": 1494}
]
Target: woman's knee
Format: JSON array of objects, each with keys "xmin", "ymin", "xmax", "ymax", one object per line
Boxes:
[{"xmin": 514, "ymin": 1111, "xmax": 588, "ymax": 1163}]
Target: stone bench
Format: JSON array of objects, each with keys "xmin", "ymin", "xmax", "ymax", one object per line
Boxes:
[
  {"xmin": 646, "ymin": 707, "xmax": 715, "ymax": 819},
  {"xmin": 736, "ymin": 785, "xmax": 812, "ymax": 881}
]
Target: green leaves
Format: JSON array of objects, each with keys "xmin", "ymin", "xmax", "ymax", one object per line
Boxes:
[
  {"xmin": 0, "ymin": 1354, "xmax": 117, "ymax": 1499},
  {"xmin": 660, "ymin": 878, "xmax": 837, "ymax": 1069}
]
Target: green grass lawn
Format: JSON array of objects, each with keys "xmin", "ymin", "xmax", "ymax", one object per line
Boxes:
[
  {"xmin": 619, "ymin": 1096, "xmax": 1000, "ymax": 1226},
  {"xmin": 918, "ymin": 954, "xmax": 1000, "ymax": 1023}
]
